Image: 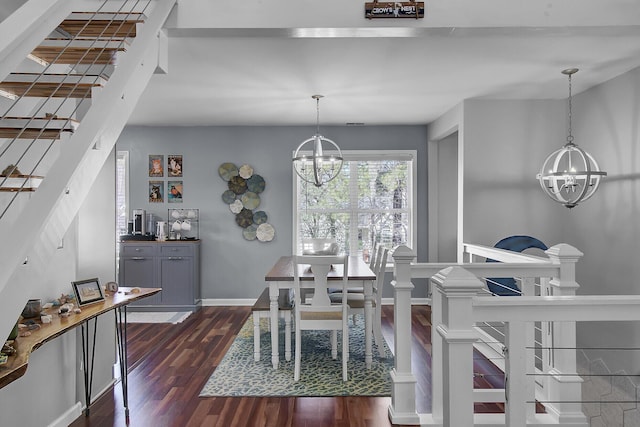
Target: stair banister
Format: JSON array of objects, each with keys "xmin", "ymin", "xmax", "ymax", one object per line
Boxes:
[
  {"xmin": 0, "ymin": 0, "xmax": 178, "ymax": 343},
  {"xmin": 544, "ymin": 243, "xmax": 587, "ymax": 424},
  {"xmin": 388, "ymin": 245, "xmax": 420, "ymax": 424},
  {"xmin": 432, "ymin": 266, "xmax": 484, "ymax": 427}
]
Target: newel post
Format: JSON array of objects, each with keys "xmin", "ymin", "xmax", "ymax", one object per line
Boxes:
[
  {"xmin": 544, "ymin": 243, "xmax": 588, "ymax": 424},
  {"xmin": 432, "ymin": 266, "xmax": 483, "ymax": 427},
  {"xmin": 388, "ymin": 245, "xmax": 420, "ymax": 425}
]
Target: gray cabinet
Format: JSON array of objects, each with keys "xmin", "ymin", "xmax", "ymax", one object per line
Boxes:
[{"xmin": 119, "ymin": 241, "xmax": 201, "ymax": 312}]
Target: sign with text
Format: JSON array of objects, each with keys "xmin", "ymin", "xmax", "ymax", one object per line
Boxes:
[{"xmin": 365, "ymin": 2, "xmax": 425, "ymax": 19}]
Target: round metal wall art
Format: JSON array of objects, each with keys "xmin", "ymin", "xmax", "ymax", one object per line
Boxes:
[
  {"xmin": 219, "ymin": 163, "xmax": 275, "ymax": 243},
  {"xmin": 218, "ymin": 163, "xmax": 239, "ymax": 181},
  {"xmin": 228, "ymin": 175, "xmax": 247, "ymax": 194}
]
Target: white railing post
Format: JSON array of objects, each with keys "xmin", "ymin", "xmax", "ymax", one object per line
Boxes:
[
  {"xmin": 432, "ymin": 266, "xmax": 484, "ymax": 427},
  {"xmin": 544, "ymin": 244, "xmax": 588, "ymax": 424},
  {"xmin": 388, "ymin": 245, "xmax": 420, "ymax": 425}
]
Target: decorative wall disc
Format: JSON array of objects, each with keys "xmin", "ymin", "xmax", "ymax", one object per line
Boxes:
[
  {"xmin": 229, "ymin": 199, "xmax": 243, "ymax": 214},
  {"xmin": 252, "ymin": 210, "xmax": 268, "ymax": 225},
  {"xmin": 218, "ymin": 163, "xmax": 239, "ymax": 181},
  {"xmin": 222, "ymin": 189, "xmax": 236, "ymax": 204},
  {"xmin": 242, "ymin": 224, "xmax": 258, "ymax": 240},
  {"xmin": 219, "ymin": 162, "xmax": 275, "ymax": 243},
  {"xmin": 239, "ymin": 164, "xmax": 254, "ymax": 179},
  {"xmin": 228, "ymin": 175, "xmax": 247, "ymax": 194},
  {"xmin": 241, "ymin": 191, "xmax": 260, "ymax": 210},
  {"xmin": 247, "ymin": 174, "xmax": 265, "ymax": 193},
  {"xmin": 256, "ymin": 223, "xmax": 275, "ymax": 242},
  {"xmin": 235, "ymin": 208, "xmax": 254, "ymax": 228}
]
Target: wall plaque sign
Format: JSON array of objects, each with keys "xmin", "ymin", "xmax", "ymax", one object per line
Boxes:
[{"xmin": 365, "ymin": 1, "xmax": 424, "ymax": 19}]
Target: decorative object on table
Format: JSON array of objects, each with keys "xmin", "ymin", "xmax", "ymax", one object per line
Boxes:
[
  {"xmin": 148, "ymin": 155, "xmax": 164, "ymax": 177},
  {"xmin": 167, "ymin": 209, "xmax": 199, "ymax": 239},
  {"xmin": 149, "ymin": 181, "xmax": 164, "ymax": 203},
  {"xmin": 71, "ymin": 277, "xmax": 105, "ymax": 306},
  {"xmin": 536, "ymin": 68, "xmax": 607, "ymax": 209},
  {"xmin": 292, "ymin": 95, "xmax": 343, "ymax": 188},
  {"xmin": 218, "ymin": 163, "xmax": 275, "ymax": 242},
  {"xmin": 301, "ymin": 238, "xmax": 340, "ymax": 255},
  {"xmin": 21, "ymin": 299, "xmax": 42, "ymax": 319},
  {"xmin": 199, "ymin": 313, "xmax": 393, "ymax": 397},
  {"xmin": 168, "ymin": 155, "xmax": 183, "ymax": 177},
  {"xmin": 105, "ymin": 281, "xmax": 119, "ymax": 293},
  {"xmin": 168, "ymin": 180, "xmax": 183, "ymax": 203}
]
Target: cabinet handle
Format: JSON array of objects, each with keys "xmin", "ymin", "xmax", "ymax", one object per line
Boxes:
[
  {"xmin": 135, "ymin": 248, "xmax": 142, "ymax": 252},
  {"xmin": 168, "ymin": 256, "xmax": 183, "ymax": 261},
  {"xmin": 131, "ymin": 257, "xmax": 146, "ymax": 260}
]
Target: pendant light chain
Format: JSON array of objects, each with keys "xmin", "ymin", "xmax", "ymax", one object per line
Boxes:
[{"xmin": 567, "ymin": 72, "xmax": 573, "ymax": 145}]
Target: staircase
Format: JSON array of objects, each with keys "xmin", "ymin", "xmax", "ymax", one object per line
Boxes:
[{"xmin": 0, "ymin": 0, "xmax": 177, "ymax": 339}]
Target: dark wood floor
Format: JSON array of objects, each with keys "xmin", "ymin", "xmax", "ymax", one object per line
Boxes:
[{"xmin": 69, "ymin": 305, "xmax": 505, "ymax": 427}]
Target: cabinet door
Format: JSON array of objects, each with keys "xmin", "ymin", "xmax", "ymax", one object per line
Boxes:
[
  {"xmin": 120, "ymin": 256, "xmax": 161, "ymax": 305},
  {"xmin": 159, "ymin": 256, "xmax": 193, "ymax": 305}
]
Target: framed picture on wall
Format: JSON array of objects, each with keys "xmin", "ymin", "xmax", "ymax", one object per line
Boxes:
[
  {"xmin": 168, "ymin": 180, "xmax": 183, "ymax": 203},
  {"xmin": 168, "ymin": 155, "xmax": 182, "ymax": 177},
  {"xmin": 149, "ymin": 180, "xmax": 164, "ymax": 203},
  {"xmin": 149, "ymin": 155, "xmax": 164, "ymax": 177}
]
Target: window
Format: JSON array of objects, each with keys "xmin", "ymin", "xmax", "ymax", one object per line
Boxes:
[{"xmin": 293, "ymin": 150, "xmax": 415, "ymax": 260}]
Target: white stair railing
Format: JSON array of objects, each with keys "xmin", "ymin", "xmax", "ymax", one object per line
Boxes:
[{"xmin": 390, "ymin": 243, "xmax": 640, "ymax": 426}]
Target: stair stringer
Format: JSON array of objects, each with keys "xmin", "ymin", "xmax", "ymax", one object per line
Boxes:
[
  {"xmin": 0, "ymin": 0, "xmax": 73, "ymax": 82},
  {"xmin": 0, "ymin": 0, "xmax": 178, "ymax": 340}
]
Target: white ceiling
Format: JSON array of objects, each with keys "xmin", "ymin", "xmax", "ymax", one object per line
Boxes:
[{"xmin": 125, "ymin": 5, "xmax": 640, "ymax": 127}]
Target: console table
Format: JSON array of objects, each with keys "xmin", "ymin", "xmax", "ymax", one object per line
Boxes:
[{"xmin": 0, "ymin": 287, "xmax": 161, "ymax": 418}]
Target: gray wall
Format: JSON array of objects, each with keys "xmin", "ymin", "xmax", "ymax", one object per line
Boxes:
[{"xmin": 116, "ymin": 125, "xmax": 429, "ymax": 300}]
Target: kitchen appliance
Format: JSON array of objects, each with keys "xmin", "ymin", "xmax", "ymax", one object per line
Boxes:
[{"xmin": 133, "ymin": 209, "xmax": 145, "ymax": 235}]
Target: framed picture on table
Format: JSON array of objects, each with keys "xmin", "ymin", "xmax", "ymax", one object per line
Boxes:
[{"xmin": 72, "ymin": 278, "xmax": 105, "ymax": 306}]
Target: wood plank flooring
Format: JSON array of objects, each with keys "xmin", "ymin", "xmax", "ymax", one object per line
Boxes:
[{"xmin": 69, "ymin": 305, "xmax": 506, "ymax": 427}]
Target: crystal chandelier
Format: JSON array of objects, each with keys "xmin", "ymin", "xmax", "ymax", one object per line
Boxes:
[
  {"xmin": 537, "ymin": 68, "xmax": 607, "ymax": 208},
  {"xmin": 293, "ymin": 95, "xmax": 343, "ymax": 187}
]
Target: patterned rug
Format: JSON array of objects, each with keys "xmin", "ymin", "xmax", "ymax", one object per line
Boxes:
[{"xmin": 199, "ymin": 314, "xmax": 394, "ymax": 397}]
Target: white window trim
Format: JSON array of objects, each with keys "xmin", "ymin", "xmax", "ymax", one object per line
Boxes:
[{"xmin": 292, "ymin": 149, "xmax": 417, "ymax": 255}]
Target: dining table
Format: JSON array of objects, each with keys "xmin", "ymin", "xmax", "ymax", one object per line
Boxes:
[{"xmin": 264, "ymin": 255, "xmax": 376, "ymax": 369}]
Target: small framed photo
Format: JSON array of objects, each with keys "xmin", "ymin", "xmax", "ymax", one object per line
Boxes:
[
  {"xmin": 72, "ymin": 278, "xmax": 105, "ymax": 306},
  {"xmin": 168, "ymin": 155, "xmax": 183, "ymax": 177},
  {"xmin": 168, "ymin": 180, "xmax": 183, "ymax": 203},
  {"xmin": 149, "ymin": 155, "xmax": 164, "ymax": 177},
  {"xmin": 149, "ymin": 181, "xmax": 164, "ymax": 203}
]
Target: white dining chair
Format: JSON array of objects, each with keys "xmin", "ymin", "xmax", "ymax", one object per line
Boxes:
[
  {"xmin": 331, "ymin": 247, "xmax": 389, "ymax": 357},
  {"xmin": 292, "ymin": 254, "xmax": 349, "ymax": 382}
]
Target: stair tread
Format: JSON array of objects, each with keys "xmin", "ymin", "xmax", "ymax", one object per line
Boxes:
[
  {"xmin": 31, "ymin": 45, "xmax": 124, "ymax": 65},
  {"xmin": 0, "ymin": 81, "xmax": 103, "ymax": 98},
  {"xmin": 60, "ymin": 12, "xmax": 144, "ymax": 37}
]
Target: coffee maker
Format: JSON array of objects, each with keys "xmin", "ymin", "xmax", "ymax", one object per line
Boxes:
[{"xmin": 132, "ymin": 209, "xmax": 146, "ymax": 235}]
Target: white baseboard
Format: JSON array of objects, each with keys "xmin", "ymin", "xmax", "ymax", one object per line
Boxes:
[
  {"xmin": 201, "ymin": 297, "xmax": 431, "ymax": 306},
  {"xmin": 47, "ymin": 402, "xmax": 82, "ymax": 427}
]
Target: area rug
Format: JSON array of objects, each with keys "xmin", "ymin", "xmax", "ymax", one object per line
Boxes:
[
  {"xmin": 126, "ymin": 311, "xmax": 191, "ymax": 324},
  {"xmin": 199, "ymin": 314, "xmax": 394, "ymax": 397}
]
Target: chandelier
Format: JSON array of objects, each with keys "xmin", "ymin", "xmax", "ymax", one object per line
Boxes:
[
  {"xmin": 536, "ymin": 68, "xmax": 607, "ymax": 209},
  {"xmin": 293, "ymin": 95, "xmax": 343, "ymax": 187}
]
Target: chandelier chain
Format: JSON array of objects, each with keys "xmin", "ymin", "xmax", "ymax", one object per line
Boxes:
[{"xmin": 567, "ymin": 72, "xmax": 573, "ymax": 144}]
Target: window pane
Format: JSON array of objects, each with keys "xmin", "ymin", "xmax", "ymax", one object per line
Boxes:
[
  {"xmin": 295, "ymin": 151, "xmax": 413, "ymax": 256},
  {"xmin": 297, "ymin": 163, "xmax": 351, "ymax": 211},
  {"xmin": 358, "ymin": 211, "xmax": 410, "ymax": 250},
  {"xmin": 358, "ymin": 161, "xmax": 408, "ymax": 210}
]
